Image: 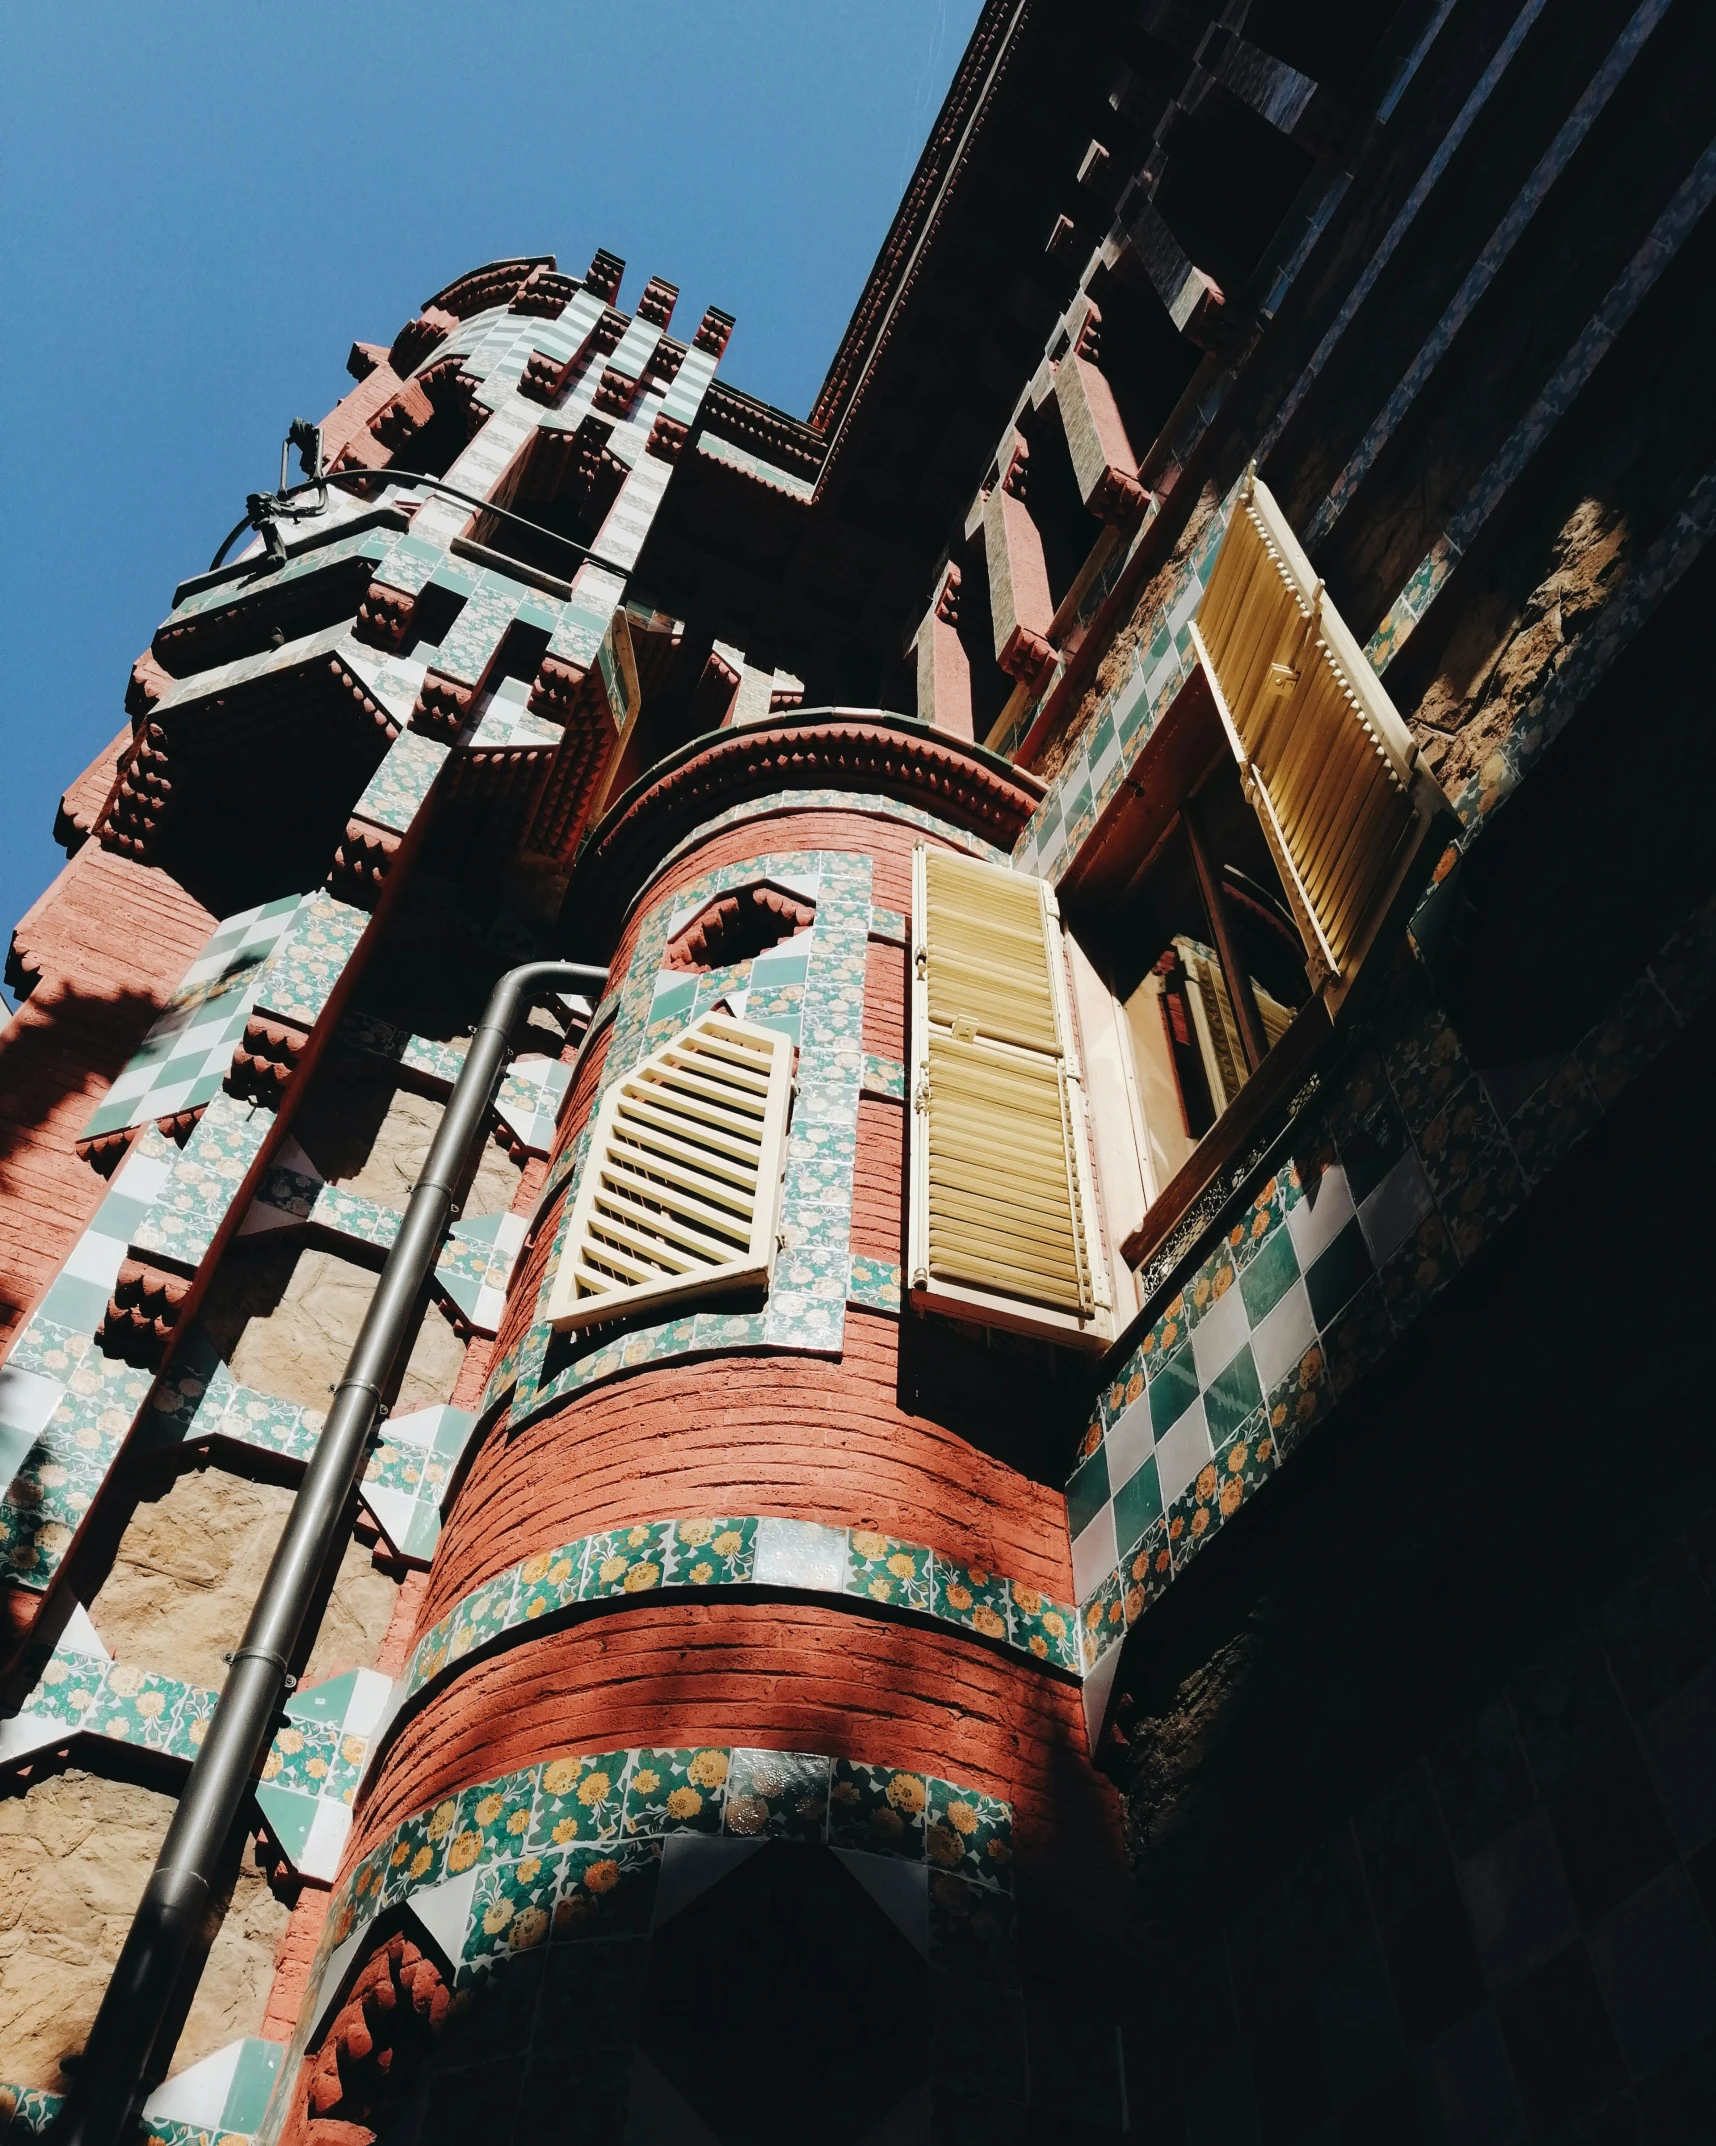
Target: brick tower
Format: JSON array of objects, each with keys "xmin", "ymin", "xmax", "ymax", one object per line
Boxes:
[{"xmin": 5, "ymin": 1, "xmax": 1716, "ymax": 2139}]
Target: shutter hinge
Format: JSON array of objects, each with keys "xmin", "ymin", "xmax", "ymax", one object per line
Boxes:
[
  {"xmin": 913, "ymin": 1074, "xmax": 931, "ymax": 1113},
  {"xmin": 914, "ymin": 948, "xmax": 927, "ymax": 979}
]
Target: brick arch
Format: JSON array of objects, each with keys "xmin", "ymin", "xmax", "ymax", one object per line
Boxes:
[{"xmin": 277, "ymin": 1928, "xmax": 451, "ymax": 2146}]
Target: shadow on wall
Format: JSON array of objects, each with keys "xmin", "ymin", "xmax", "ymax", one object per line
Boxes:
[{"xmin": 0, "ymin": 977, "xmax": 173, "ymax": 1344}]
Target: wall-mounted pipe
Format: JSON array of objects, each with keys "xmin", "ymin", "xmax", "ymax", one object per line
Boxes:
[{"xmin": 51, "ymin": 958, "xmax": 608, "ymax": 2145}]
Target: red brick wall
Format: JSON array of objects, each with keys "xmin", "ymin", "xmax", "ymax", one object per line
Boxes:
[
  {"xmin": 429, "ymin": 1311, "xmax": 1072, "ymax": 1623},
  {"xmin": 0, "ymin": 842, "xmax": 215, "ymax": 1348},
  {"xmin": 352, "ymin": 1600, "xmax": 1126, "ymax": 1931}
]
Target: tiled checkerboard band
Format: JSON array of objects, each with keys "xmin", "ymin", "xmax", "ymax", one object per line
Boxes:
[{"xmin": 79, "ymin": 894, "xmax": 303, "ymax": 1141}]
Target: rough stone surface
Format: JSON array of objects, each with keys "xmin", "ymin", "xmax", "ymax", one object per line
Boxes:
[
  {"xmin": 86, "ymin": 1462, "xmax": 399, "ymax": 1694},
  {"xmin": 294, "ymin": 1078, "xmax": 521, "ymax": 1218},
  {"xmin": 203, "ymin": 1242, "xmax": 465, "ymax": 1418},
  {"xmin": 1416, "ymin": 495, "xmax": 1631, "ymax": 788},
  {"xmin": 0, "ymin": 1768, "xmax": 287, "ymax": 2090}
]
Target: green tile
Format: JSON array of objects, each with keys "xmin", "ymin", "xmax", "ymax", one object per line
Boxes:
[
  {"xmin": 1240, "ymin": 1224, "xmax": 1300, "ymax": 1328},
  {"xmin": 1112, "ymin": 1453, "xmax": 1163, "ymax": 1556},
  {"xmin": 1204, "ymin": 1343, "xmax": 1263, "ymax": 1445},
  {"xmin": 1149, "ymin": 1344, "xmax": 1200, "ymax": 1437}
]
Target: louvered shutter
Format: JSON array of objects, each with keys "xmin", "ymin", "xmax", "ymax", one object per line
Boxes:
[
  {"xmin": 1191, "ymin": 468, "xmax": 1448, "ymax": 1011},
  {"xmin": 545, "ymin": 1011, "xmax": 793, "ymax": 1332},
  {"xmin": 908, "ymin": 846, "xmax": 1113, "ymax": 1348}
]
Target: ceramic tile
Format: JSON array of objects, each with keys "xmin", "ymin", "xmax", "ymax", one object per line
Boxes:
[
  {"xmin": 446, "ymin": 1774, "xmax": 537, "ymax": 1873},
  {"xmin": 925, "ymin": 1781, "xmax": 1014, "ymax": 1895},
  {"xmin": 722, "ymin": 1749, "xmax": 832, "ymax": 1843},
  {"xmin": 931, "ymin": 1559, "xmax": 1011, "ymax": 1645},
  {"xmin": 622, "ymin": 1747, "xmax": 728, "ymax": 1838},
  {"xmin": 828, "ymin": 1759, "xmax": 929, "ymax": 1859},
  {"xmin": 580, "ymin": 1522, "xmax": 676, "ymax": 1602},
  {"xmin": 528, "ymin": 1750, "xmax": 629, "ymax": 1851},
  {"xmin": 1006, "ymin": 1585, "xmax": 1081, "ymax": 1673},
  {"xmin": 552, "ymin": 1840, "xmax": 661, "ymax": 1941}
]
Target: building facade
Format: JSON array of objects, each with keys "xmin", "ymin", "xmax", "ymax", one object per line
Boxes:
[{"xmin": 3, "ymin": 1, "xmax": 1715, "ymax": 2139}]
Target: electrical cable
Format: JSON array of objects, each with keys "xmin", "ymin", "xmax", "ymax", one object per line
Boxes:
[{"xmin": 207, "ymin": 464, "xmax": 635, "ymax": 582}]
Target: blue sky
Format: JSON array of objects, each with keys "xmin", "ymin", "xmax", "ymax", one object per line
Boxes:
[{"xmin": 0, "ymin": 0, "xmax": 978, "ymax": 1004}]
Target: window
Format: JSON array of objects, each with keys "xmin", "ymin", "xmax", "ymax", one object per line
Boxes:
[
  {"xmin": 907, "ymin": 469, "xmax": 1448, "ymax": 1324},
  {"xmin": 545, "ymin": 1011, "xmax": 793, "ymax": 1332},
  {"xmin": 907, "ymin": 846, "xmax": 1115, "ymax": 1349},
  {"xmin": 1191, "ymin": 465, "xmax": 1441, "ymax": 1012}
]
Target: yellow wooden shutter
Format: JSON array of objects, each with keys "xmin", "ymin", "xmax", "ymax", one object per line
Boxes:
[
  {"xmin": 545, "ymin": 1011, "xmax": 793, "ymax": 1332},
  {"xmin": 1191, "ymin": 467, "xmax": 1446, "ymax": 1009},
  {"xmin": 909, "ymin": 846, "xmax": 1113, "ymax": 1347}
]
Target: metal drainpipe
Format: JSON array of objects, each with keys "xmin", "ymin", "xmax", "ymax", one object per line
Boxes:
[{"xmin": 51, "ymin": 958, "xmax": 607, "ymax": 2145}]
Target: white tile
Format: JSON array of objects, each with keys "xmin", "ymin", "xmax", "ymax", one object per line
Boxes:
[
  {"xmin": 753, "ymin": 1517, "xmax": 847, "ymax": 1592},
  {"xmin": 113, "ymin": 1148, "xmax": 173, "ymax": 1205},
  {"xmin": 1152, "ymin": 1397, "xmax": 1212, "ymax": 1506},
  {"xmin": 1191, "ymin": 1283, "xmax": 1250, "ymax": 1388},
  {"xmin": 0, "ymin": 1364, "xmax": 65, "ymax": 1443},
  {"xmin": 1251, "ymin": 1278, "xmax": 1318, "ymax": 1392},
  {"xmin": 1103, "ymin": 1395, "xmax": 1155, "ymax": 1490},
  {"xmin": 1286, "ymin": 1162, "xmax": 1356, "ymax": 1268},
  {"xmin": 1359, "ymin": 1150, "xmax": 1437, "ymax": 1265},
  {"xmin": 1082, "ymin": 1640, "xmax": 1125, "ymax": 1751},
  {"xmin": 62, "ymin": 1228, "xmax": 127, "ymax": 1289},
  {"xmin": 1071, "ymin": 1502, "xmax": 1119, "ymax": 1601}
]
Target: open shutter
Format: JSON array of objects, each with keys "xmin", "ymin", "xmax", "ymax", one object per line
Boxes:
[
  {"xmin": 908, "ymin": 845, "xmax": 1113, "ymax": 1348},
  {"xmin": 545, "ymin": 1011, "xmax": 793, "ymax": 1332},
  {"xmin": 1191, "ymin": 467, "xmax": 1448, "ymax": 1011}
]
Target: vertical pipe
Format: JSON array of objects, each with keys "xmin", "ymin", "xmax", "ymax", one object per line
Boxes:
[{"xmin": 51, "ymin": 958, "xmax": 607, "ymax": 2146}]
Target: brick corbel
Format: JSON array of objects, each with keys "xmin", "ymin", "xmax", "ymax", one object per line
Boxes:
[
  {"xmin": 388, "ymin": 307, "xmax": 457, "ymax": 377},
  {"xmin": 410, "ymin": 671, "xmax": 472, "ymax": 742},
  {"xmin": 1054, "ymin": 307, "xmax": 1149, "ymax": 525},
  {"xmin": 101, "ymin": 1257, "xmax": 192, "ymax": 1368},
  {"xmin": 646, "ymin": 413, "xmax": 689, "ymax": 463},
  {"xmin": 984, "ymin": 443, "xmax": 1057, "ymax": 692},
  {"xmin": 352, "ymin": 582, "xmax": 417, "ymax": 652}
]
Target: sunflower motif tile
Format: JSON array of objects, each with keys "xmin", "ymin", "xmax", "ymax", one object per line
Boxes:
[
  {"xmin": 527, "ymin": 1749, "xmax": 630, "ymax": 1852},
  {"xmin": 622, "ymin": 1746, "xmax": 728, "ymax": 1838},
  {"xmin": 378, "ymin": 1799, "xmax": 457, "ymax": 1907},
  {"xmin": 1122, "ymin": 1517, "xmax": 1172, "ymax": 1620},
  {"xmin": 1166, "ymin": 1460, "xmax": 1226, "ymax": 1575},
  {"xmin": 325, "ymin": 1726, "xmax": 370, "ymax": 1806},
  {"xmin": 846, "ymin": 1254, "xmax": 902, "ymax": 1314},
  {"xmin": 1504, "ymin": 1057, "xmax": 1600, "ymax": 1185},
  {"xmin": 29, "ymin": 1646, "xmax": 106, "ymax": 1728},
  {"xmin": 925, "ymin": 1781, "xmax": 1013, "ymax": 1894},
  {"xmin": 580, "ymin": 1522, "xmax": 674, "ymax": 1602},
  {"xmin": 928, "ymin": 1870, "xmax": 1020, "ymax": 1986},
  {"xmin": 827, "ymin": 1759, "xmax": 928, "ymax": 1860},
  {"xmin": 1006, "ymin": 1586, "xmax": 1080, "ymax": 1672},
  {"xmin": 1080, "ymin": 1568, "xmax": 1126, "ymax": 1669},
  {"xmin": 510, "ymin": 1542, "xmax": 586, "ymax": 1626},
  {"xmin": 445, "ymin": 1568, "xmax": 519, "ymax": 1665},
  {"xmin": 95, "ymin": 1666, "xmax": 190, "ymax": 1751},
  {"xmin": 1208, "ymin": 1413, "xmax": 1276, "ymax": 1528},
  {"xmin": 931, "ymin": 1559, "xmax": 1011, "ymax": 1645},
  {"xmin": 721, "ymin": 1748, "xmax": 832, "ymax": 1843},
  {"xmin": 1325, "ymin": 1279, "xmax": 1392, "ymax": 1401},
  {"xmin": 459, "ymin": 1850, "xmax": 564, "ymax": 1985},
  {"xmin": 552, "ymin": 1840, "xmax": 660, "ymax": 1942},
  {"xmin": 845, "ymin": 1530, "xmax": 932, "ymax": 1613},
  {"xmin": 446, "ymin": 1774, "xmax": 536, "ymax": 1874},
  {"xmin": 259, "ymin": 1718, "xmax": 339, "ymax": 1797},
  {"xmin": 1378, "ymin": 1208, "xmax": 1456, "ymax": 1330},
  {"xmin": 670, "ymin": 1516, "xmax": 755, "ymax": 1586},
  {"xmin": 1265, "ymin": 1345, "xmax": 1326, "ymax": 1464}
]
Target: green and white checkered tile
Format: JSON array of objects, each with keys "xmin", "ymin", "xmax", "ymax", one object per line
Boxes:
[
  {"xmin": 80, "ymin": 896, "xmax": 302, "ymax": 1141},
  {"xmin": 434, "ymin": 1211, "xmax": 526, "ymax": 1334},
  {"xmin": 254, "ymin": 1668, "xmax": 394, "ymax": 1881},
  {"xmin": 360, "ymin": 1402, "xmax": 479, "ymax": 1564},
  {"xmin": 138, "ymin": 2036, "xmax": 279, "ymax": 2143},
  {"xmin": 494, "ymin": 1054, "xmax": 570, "ymax": 1156}
]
